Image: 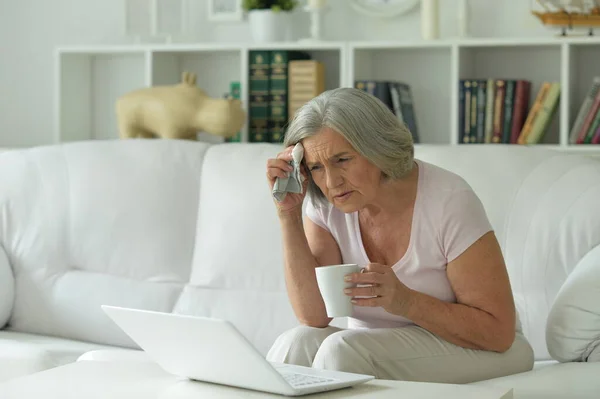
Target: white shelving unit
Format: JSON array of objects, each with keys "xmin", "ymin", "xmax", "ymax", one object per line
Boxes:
[{"xmin": 55, "ymin": 37, "xmax": 600, "ymax": 151}]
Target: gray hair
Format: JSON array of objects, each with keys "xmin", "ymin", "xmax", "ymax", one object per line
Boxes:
[{"xmin": 283, "ymin": 87, "xmax": 415, "ymax": 207}]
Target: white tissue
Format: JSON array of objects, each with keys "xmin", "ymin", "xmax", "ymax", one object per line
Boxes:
[{"xmin": 272, "ymin": 143, "xmax": 305, "ymax": 202}]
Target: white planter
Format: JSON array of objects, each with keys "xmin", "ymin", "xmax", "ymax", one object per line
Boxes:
[{"xmin": 248, "ymin": 9, "xmax": 290, "ymax": 43}]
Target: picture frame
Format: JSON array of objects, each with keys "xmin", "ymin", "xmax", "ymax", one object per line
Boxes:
[{"xmin": 207, "ymin": 0, "xmax": 243, "ymax": 22}]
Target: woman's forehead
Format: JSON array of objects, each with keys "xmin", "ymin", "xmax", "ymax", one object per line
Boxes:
[{"xmin": 302, "ymin": 129, "xmax": 351, "ymax": 160}]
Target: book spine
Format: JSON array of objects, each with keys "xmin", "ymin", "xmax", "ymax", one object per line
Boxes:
[
  {"xmin": 395, "ymin": 82, "xmax": 420, "ymax": 144},
  {"xmin": 570, "ymin": 77, "xmax": 600, "ymax": 144},
  {"xmin": 591, "ymin": 118, "xmax": 600, "ymax": 144},
  {"xmin": 288, "ymin": 60, "xmax": 325, "ymax": 118},
  {"xmin": 458, "ymin": 80, "xmax": 466, "ymax": 144},
  {"xmin": 470, "ymin": 80, "xmax": 478, "ymax": 143},
  {"xmin": 575, "ymin": 89, "xmax": 600, "ymax": 144},
  {"xmin": 526, "ymin": 82, "xmax": 561, "ymax": 144},
  {"xmin": 476, "ymin": 79, "xmax": 487, "ymax": 143},
  {"xmin": 249, "ymin": 50, "xmax": 271, "ymax": 143},
  {"xmin": 492, "ymin": 80, "xmax": 506, "ymax": 143},
  {"xmin": 269, "ymin": 51, "xmax": 311, "ymax": 143},
  {"xmin": 510, "ymin": 80, "xmax": 531, "ymax": 144},
  {"xmin": 390, "ymin": 83, "xmax": 406, "ymax": 132},
  {"xmin": 518, "ymin": 82, "xmax": 551, "ymax": 144},
  {"xmin": 583, "ymin": 107, "xmax": 600, "ymax": 144},
  {"xmin": 502, "ymin": 80, "xmax": 516, "ymax": 144},
  {"xmin": 463, "ymin": 80, "xmax": 472, "ymax": 144},
  {"xmin": 225, "ymin": 81, "xmax": 242, "ymax": 143},
  {"xmin": 484, "ymin": 79, "xmax": 495, "ymax": 143}
]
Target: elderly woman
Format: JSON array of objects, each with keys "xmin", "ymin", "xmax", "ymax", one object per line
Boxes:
[{"xmin": 264, "ymin": 87, "xmax": 534, "ymax": 383}]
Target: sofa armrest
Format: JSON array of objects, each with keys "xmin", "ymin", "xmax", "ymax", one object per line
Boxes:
[{"xmin": 0, "ymin": 245, "xmax": 14, "ymax": 329}]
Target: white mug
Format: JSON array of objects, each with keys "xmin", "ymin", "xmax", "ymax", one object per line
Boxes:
[{"xmin": 315, "ymin": 263, "xmax": 360, "ymax": 317}]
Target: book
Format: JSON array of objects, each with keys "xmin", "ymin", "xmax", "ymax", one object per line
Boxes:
[
  {"xmin": 288, "ymin": 60, "xmax": 325, "ymax": 118},
  {"xmin": 570, "ymin": 77, "xmax": 600, "ymax": 144},
  {"xmin": 484, "ymin": 79, "xmax": 496, "ymax": 143},
  {"xmin": 524, "ymin": 82, "xmax": 560, "ymax": 144},
  {"xmin": 492, "ymin": 80, "xmax": 506, "ymax": 143},
  {"xmin": 510, "ymin": 80, "xmax": 531, "ymax": 144},
  {"xmin": 355, "ymin": 80, "xmax": 420, "ymax": 143},
  {"xmin": 575, "ymin": 84, "xmax": 600, "ymax": 144},
  {"xmin": 518, "ymin": 82, "xmax": 551, "ymax": 144},
  {"xmin": 249, "ymin": 50, "xmax": 271, "ymax": 143},
  {"xmin": 225, "ymin": 81, "xmax": 242, "ymax": 143},
  {"xmin": 270, "ymin": 51, "xmax": 311, "ymax": 143}
]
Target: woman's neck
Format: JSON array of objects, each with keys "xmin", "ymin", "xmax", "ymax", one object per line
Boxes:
[{"xmin": 360, "ymin": 161, "xmax": 419, "ymax": 222}]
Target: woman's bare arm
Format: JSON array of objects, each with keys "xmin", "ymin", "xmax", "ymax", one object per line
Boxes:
[
  {"xmin": 404, "ymin": 231, "xmax": 516, "ymax": 352},
  {"xmin": 279, "ymin": 212, "xmax": 342, "ymax": 328}
]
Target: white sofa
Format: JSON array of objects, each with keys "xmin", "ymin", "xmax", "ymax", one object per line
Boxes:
[{"xmin": 0, "ymin": 139, "xmax": 599, "ymax": 397}]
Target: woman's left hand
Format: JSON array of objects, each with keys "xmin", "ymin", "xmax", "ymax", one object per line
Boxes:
[{"xmin": 344, "ymin": 263, "xmax": 415, "ymax": 317}]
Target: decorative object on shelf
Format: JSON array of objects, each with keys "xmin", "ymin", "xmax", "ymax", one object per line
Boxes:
[
  {"xmin": 243, "ymin": 0, "xmax": 298, "ymax": 42},
  {"xmin": 457, "ymin": 0, "xmax": 469, "ymax": 37},
  {"xmin": 116, "ymin": 72, "xmax": 246, "ymax": 141},
  {"xmin": 298, "ymin": 0, "xmax": 328, "ymax": 43},
  {"xmin": 350, "ymin": 0, "xmax": 420, "ymax": 18},
  {"xmin": 420, "ymin": 0, "xmax": 439, "ymax": 39},
  {"xmin": 208, "ymin": 0, "xmax": 243, "ymax": 21},
  {"xmin": 532, "ymin": 0, "xmax": 600, "ymax": 36},
  {"xmin": 124, "ymin": 0, "xmax": 187, "ymax": 43}
]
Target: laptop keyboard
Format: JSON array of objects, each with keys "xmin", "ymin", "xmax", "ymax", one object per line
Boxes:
[{"xmin": 280, "ymin": 372, "xmax": 335, "ymax": 387}]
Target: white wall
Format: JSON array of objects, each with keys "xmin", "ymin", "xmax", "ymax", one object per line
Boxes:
[{"xmin": 0, "ymin": 0, "xmax": 552, "ymax": 148}]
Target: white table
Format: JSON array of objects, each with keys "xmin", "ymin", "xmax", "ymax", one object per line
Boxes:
[{"xmin": 0, "ymin": 360, "xmax": 513, "ymax": 399}]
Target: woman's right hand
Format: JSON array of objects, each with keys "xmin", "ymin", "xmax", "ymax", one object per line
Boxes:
[{"xmin": 266, "ymin": 146, "xmax": 308, "ymax": 215}]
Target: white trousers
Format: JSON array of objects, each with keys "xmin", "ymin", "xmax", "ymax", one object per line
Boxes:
[{"xmin": 266, "ymin": 325, "xmax": 534, "ymax": 383}]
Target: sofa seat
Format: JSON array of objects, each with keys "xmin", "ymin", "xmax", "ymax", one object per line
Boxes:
[
  {"xmin": 0, "ymin": 330, "xmax": 120, "ymax": 382},
  {"xmin": 473, "ymin": 361, "xmax": 600, "ymax": 399}
]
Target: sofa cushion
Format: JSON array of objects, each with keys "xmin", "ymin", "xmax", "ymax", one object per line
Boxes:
[
  {"xmin": 546, "ymin": 244, "xmax": 600, "ymax": 362},
  {"xmin": 173, "ymin": 286, "xmax": 299, "ymax": 356},
  {"xmin": 0, "ymin": 246, "xmax": 13, "ymax": 329},
  {"xmin": 0, "ymin": 140, "xmax": 208, "ymax": 347},
  {"xmin": 0, "ymin": 330, "xmax": 117, "ymax": 382},
  {"xmin": 188, "ymin": 143, "xmax": 286, "ymax": 291}
]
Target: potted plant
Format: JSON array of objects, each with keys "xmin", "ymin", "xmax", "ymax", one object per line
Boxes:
[{"xmin": 243, "ymin": 0, "xmax": 298, "ymax": 42}]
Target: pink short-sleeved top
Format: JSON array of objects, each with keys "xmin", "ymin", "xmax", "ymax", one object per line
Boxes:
[{"xmin": 305, "ymin": 158, "xmax": 493, "ymax": 329}]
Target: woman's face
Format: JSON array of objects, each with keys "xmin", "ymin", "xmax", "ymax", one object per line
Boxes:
[{"xmin": 302, "ymin": 128, "xmax": 382, "ymax": 212}]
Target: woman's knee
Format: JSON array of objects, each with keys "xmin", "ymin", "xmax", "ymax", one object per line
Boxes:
[
  {"xmin": 266, "ymin": 325, "xmax": 339, "ymax": 365},
  {"xmin": 313, "ymin": 330, "xmax": 375, "ymax": 375},
  {"xmin": 507, "ymin": 333, "xmax": 535, "ymax": 373},
  {"xmin": 274, "ymin": 325, "xmax": 338, "ymax": 348}
]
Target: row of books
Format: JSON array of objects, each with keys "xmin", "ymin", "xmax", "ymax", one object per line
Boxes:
[
  {"xmin": 459, "ymin": 79, "xmax": 560, "ymax": 145},
  {"xmin": 247, "ymin": 50, "xmax": 325, "ymax": 144},
  {"xmin": 570, "ymin": 77, "xmax": 600, "ymax": 145},
  {"xmin": 354, "ymin": 80, "xmax": 420, "ymax": 144}
]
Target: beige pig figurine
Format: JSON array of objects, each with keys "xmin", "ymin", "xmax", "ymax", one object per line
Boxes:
[{"xmin": 116, "ymin": 71, "xmax": 246, "ymax": 140}]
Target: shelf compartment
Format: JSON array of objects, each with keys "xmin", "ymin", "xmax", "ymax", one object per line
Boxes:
[
  {"xmin": 351, "ymin": 46, "xmax": 453, "ymax": 144},
  {"xmin": 567, "ymin": 43, "xmax": 600, "ymax": 145},
  {"xmin": 57, "ymin": 51, "xmax": 148, "ymax": 142},
  {"xmin": 458, "ymin": 44, "xmax": 562, "ymax": 145}
]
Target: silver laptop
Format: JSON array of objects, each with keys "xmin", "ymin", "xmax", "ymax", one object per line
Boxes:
[{"xmin": 101, "ymin": 305, "xmax": 374, "ymax": 396}]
